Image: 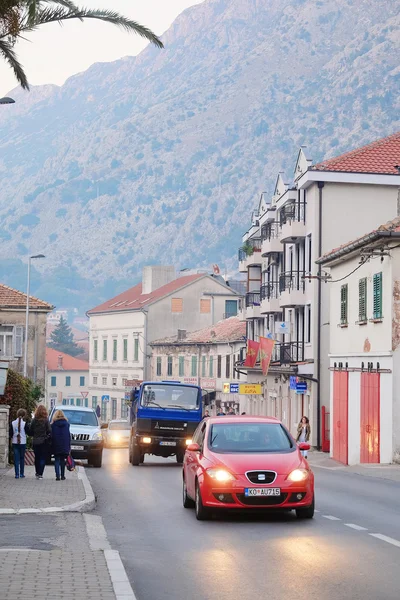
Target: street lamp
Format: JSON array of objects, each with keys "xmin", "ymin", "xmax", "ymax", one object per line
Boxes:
[
  {"xmin": 24, "ymin": 254, "xmax": 45, "ymax": 378},
  {"xmin": 0, "ymin": 97, "xmax": 15, "ymax": 104}
]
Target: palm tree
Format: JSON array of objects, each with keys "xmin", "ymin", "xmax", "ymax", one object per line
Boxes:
[{"xmin": 0, "ymin": 0, "xmax": 163, "ymax": 90}]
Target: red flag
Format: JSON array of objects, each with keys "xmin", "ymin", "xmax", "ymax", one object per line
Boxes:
[
  {"xmin": 243, "ymin": 340, "xmax": 260, "ymax": 368},
  {"xmin": 259, "ymin": 336, "xmax": 275, "ymax": 376}
]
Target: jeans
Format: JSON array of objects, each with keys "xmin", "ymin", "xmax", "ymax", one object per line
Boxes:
[
  {"xmin": 54, "ymin": 454, "xmax": 67, "ymax": 479},
  {"xmin": 34, "ymin": 442, "xmax": 47, "ymax": 476},
  {"xmin": 12, "ymin": 444, "xmax": 26, "ymax": 477}
]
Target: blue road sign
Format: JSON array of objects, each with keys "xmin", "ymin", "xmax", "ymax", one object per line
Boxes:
[
  {"xmin": 290, "ymin": 376, "xmax": 297, "ymax": 390},
  {"xmin": 295, "ymin": 382, "xmax": 307, "ymax": 394},
  {"xmin": 230, "ymin": 383, "xmax": 239, "ymax": 394},
  {"xmin": 101, "ymin": 394, "xmax": 110, "ymax": 403}
]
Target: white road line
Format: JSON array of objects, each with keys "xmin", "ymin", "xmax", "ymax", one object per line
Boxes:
[
  {"xmin": 322, "ymin": 515, "xmax": 341, "ymax": 520},
  {"xmin": 345, "ymin": 523, "xmax": 368, "ymax": 531},
  {"xmin": 314, "ymin": 509, "xmax": 320, "ymax": 513},
  {"xmin": 369, "ymin": 533, "xmax": 400, "ymax": 548}
]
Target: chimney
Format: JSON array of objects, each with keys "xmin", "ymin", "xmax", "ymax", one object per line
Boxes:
[
  {"xmin": 178, "ymin": 329, "xmax": 187, "ymax": 341},
  {"xmin": 57, "ymin": 355, "xmax": 63, "ymax": 370},
  {"xmin": 142, "ymin": 266, "xmax": 176, "ymax": 294}
]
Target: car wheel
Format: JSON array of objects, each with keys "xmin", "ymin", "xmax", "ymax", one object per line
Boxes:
[
  {"xmin": 131, "ymin": 444, "xmax": 141, "ymax": 466},
  {"xmin": 296, "ymin": 494, "xmax": 315, "ymax": 519},
  {"xmin": 90, "ymin": 451, "xmax": 103, "ymax": 468},
  {"xmin": 195, "ymin": 481, "xmax": 210, "ymax": 521},
  {"xmin": 176, "ymin": 451, "xmax": 185, "ymax": 464},
  {"xmin": 183, "ymin": 477, "xmax": 195, "ymax": 509}
]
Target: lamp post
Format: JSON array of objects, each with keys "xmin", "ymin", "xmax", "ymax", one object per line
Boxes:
[
  {"xmin": 24, "ymin": 254, "xmax": 45, "ymax": 378},
  {"xmin": 0, "ymin": 97, "xmax": 15, "ymax": 104}
]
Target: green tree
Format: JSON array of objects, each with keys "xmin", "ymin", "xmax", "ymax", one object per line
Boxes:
[
  {"xmin": 1, "ymin": 368, "xmax": 39, "ymax": 421},
  {"xmin": 0, "ymin": 0, "xmax": 163, "ymax": 90},
  {"xmin": 48, "ymin": 315, "xmax": 83, "ymax": 356}
]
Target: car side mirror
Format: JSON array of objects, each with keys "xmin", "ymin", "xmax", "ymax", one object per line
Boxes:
[
  {"xmin": 187, "ymin": 443, "xmax": 200, "ymax": 452},
  {"xmin": 298, "ymin": 443, "xmax": 310, "ymax": 451},
  {"xmin": 101, "ymin": 423, "xmax": 108, "ymax": 429}
]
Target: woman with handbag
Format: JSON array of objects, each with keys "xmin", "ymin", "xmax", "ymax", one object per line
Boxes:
[
  {"xmin": 30, "ymin": 405, "xmax": 51, "ymax": 479},
  {"xmin": 9, "ymin": 408, "xmax": 29, "ymax": 479},
  {"xmin": 51, "ymin": 409, "xmax": 71, "ymax": 481},
  {"xmin": 296, "ymin": 416, "xmax": 311, "ymax": 458}
]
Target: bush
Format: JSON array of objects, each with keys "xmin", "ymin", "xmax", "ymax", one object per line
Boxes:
[{"xmin": 1, "ymin": 369, "xmax": 43, "ymax": 421}]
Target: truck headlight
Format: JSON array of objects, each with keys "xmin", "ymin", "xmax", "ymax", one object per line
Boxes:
[
  {"xmin": 92, "ymin": 432, "xmax": 102, "ymax": 441},
  {"xmin": 142, "ymin": 437, "xmax": 152, "ymax": 444},
  {"xmin": 185, "ymin": 439, "xmax": 192, "ymax": 445}
]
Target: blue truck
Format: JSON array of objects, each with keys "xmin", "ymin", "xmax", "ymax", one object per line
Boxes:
[{"xmin": 128, "ymin": 381, "xmax": 206, "ymax": 465}]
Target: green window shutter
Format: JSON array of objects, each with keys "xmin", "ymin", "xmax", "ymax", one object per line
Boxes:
[
  {"xmin": 359, "ymin": 278, "xmax": 367, "ymax": 321},
  {"xmin": 123, "ymin": 338, "xmax": 128, "ymax": 361},
  {"xmin": 156, "ymin": 356, "xmax": 162, "ymax": 376},
  {"xmin": 373, "ymin": 273, "xmax": 383, "ymax": 319},
  {"xmin": 134, "ymin": 338, "xmax": 139, "ymax": 361},
  {"xmin": 94, "ymin": 340, "xmax": 98, "ymax": 361},
  {"xmin": 113, "ymin": 339, "xmax": 117, "ymax": 361},
  {"xmin": 202, "ymin": 355, "xmax": 206, "ymax": 377},
  {"xmin": 179, "ymin": 356, "xmax": 184, "ymax": 377},
  {"xmin": 209, "ymin": 356, "xmax": 214, "ymax": 377},
  {"xmin": 340, "ymin": 284, "xmax": 348, "ymax": 324},
  {"xmin": 191, "ymin": 356, "xmax": 197, "ymax": 377}
]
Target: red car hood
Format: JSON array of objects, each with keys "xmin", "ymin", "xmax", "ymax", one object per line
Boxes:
[{"xmin": 208, "ymin": 450, "xmax": 305, "ymax": 476}]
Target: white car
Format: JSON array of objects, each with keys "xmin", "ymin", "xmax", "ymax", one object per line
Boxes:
[{"xmin": 104, "ymin": 419, "xmax": 131, "ymax": 448}]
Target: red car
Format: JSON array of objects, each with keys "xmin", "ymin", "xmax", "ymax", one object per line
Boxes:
[{"xmin": 183, "ymin": 416, "xmax": 314, "ymax": 520}]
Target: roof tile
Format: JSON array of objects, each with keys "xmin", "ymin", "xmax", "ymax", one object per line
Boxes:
[
  {"xmin": 46, "ymin": 347, "xmax": 88, "ymax": 371},
  {"xmin": 0, "ymin": 283, "xmax": 53, "ymax": 310},
  {"xmin": 151, "ymin": 316, "xmax": 246, "ymax": 345}
]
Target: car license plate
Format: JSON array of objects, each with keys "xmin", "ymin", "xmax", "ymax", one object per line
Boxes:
[
  {"xmin": 159, "ymin": 441, "xmax": 176, "ymax": 446},
  {"xmin": 245, "ymin": 488, "xmax": 281, "ymax": 497},
  {"xmin": 71, "ymin": 445, "xmax": 84, "ymax": 451}
]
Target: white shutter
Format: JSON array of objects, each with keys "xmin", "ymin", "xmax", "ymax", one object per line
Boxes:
[{"xmin": 14, "ymin": 326, "xmax": 24, "ymax": 357}]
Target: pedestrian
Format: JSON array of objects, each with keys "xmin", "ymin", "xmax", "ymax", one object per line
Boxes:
[
  {"xmin": 216, "ymin": 410, "xmax": 225, "ymax": 416},
  {"xmin": 30, "ymin": 405, "xmax": 51, "ymax": 479},
  {"xmin": 296, "ymin": 416, "xmax": 311, "ymax": 458},
  {"xmin": 228, "ymin": 407, "xmax": 236, "ymax": 415},
  {"xmin": 51, "ymin": 409, "xmax": 71, "ymax": 481},
  {"xmin": 202, "ymin": 409, "xmax": 210, "ymax": 419},
  {"xmin": 9, "ymin": 409, "xmax": 29, "ymax": 479}
]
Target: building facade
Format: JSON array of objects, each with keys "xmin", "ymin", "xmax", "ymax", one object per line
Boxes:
[
  {"xmin": 45, "ymin": 347, "xmax": 89, "ymax": 410},
  {"xmin": 87, "ymin": 266, "xmax": 239, "ymax": 421},
  {"xmin": 238, "ymin": 132, "xmax": 400, "ymax": 443}
]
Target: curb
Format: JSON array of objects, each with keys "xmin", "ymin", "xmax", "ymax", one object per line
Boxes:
[{"xmin": 0, "ymin": 466, "xmax": 96, "ymax": 515}]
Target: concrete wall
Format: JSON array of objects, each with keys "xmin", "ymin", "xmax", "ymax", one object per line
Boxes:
[{"xmin": 0, "ymin": 405, "xmax": 10, "ymax": 468}]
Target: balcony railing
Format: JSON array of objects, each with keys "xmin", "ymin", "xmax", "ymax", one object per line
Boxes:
[
  {"xmin": 238, "ymin": 238, "xmax": 262, "ymax": 261},
  {"xmin": 260, "ymin": 282, "xmax": 279, "ymax": 301},
  {"xmin": 261, "ymin": 223, "xmax": 280, "ymax": 241},
  {"xmin": 279, "ymin": 201, "xmax": 305, "ymax": 226},
  {"xmin": 245, "ymin": 291, "xmax": 261, "ymax": 307},
  {"xmin": 279, "ymin": 272, "xmax": 305, "ymax": 294},
  {"xmin": 271, "ymin": 342, "xmax": 304, "ymax": 364}
]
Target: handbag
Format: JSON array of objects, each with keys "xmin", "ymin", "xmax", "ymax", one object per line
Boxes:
[{"xmin": 66, "ymin": 454, "xmax": 75, "ymax": 472}]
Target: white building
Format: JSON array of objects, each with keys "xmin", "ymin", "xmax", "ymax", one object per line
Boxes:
[
  {"xmin": 317, "ymin": 216, "xmax": 400, "ymax": 464},
  {"xmin": 87, "ymin": 266, "xmax": 240, "ymax": 421},
  {"xmin": 45, "ymin": 347, "xmax": 89, "ymax": 410},
  {"xmin": 238, "ymin": 131, "xmax": 400, "ymax": 443}
]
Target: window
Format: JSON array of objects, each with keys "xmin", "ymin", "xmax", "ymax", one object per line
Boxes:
[
  {"xmin": 0, "ymin": 325, "xmax": 23, "ymax": 358},
  {"xmin": 122, "ymin": 378, "xmax": 127, "ymax": 386},
  {"xmin": 191, "ymin": 356, "xmax": 198, "ymax": 377},
  {"xmin": 306, "ymin": 305, "xmax": 311, "ymax": 343},
  {"xmin": 134, "ymin": 338, "xmax": 139, "ymax": 361},
  {"xmin": 123, "ymin": 338, "xmax": 128, "ymax": 361},
  {"xmin": 225, "ymin": 299, "xmax": 238, "ymax": 318},
  {"xmin": 112, "ymin": 377, "xmax": 117, "ymax": 386},
  {"xmin": 84, "ymin": 398, "xmax": 88, "ymax": 408},
  {"xmin": 209, "ymin": 356, "xmax": 214, "ymax": 377},
  {"xmin": 93, "ymin": 376, "xmax": 98, "ymax": 385},
  {"xmin": 93, "ymin": 339, "xmax": 98, "ymax": 361},
  {"xmin": 102, "ymin": 376, "xmax": 107, "ymax": 386},
  {"xmin": 102, "ymin": 339, "xmax": 107, "ymax": 361},
  {"xmin": 340, "ymin": 284, "xmax": 348, "ymax": 325},
  {"xmin": 113, "ymin": 339, "xmax": 117, "ymax": 361},
  {"xmin": 92, "ymin": 396, "xmax": 97, "ymax": 410},
  {"xmin": 226, "ymin": 355, "xmax": 230, "ymax": 379},
  {"xmin": 200, "ymin": 298, "xmax": 211, "ymax": 314},
  {"xmin": 179, "ymin": 356, "xmax": 185, "ymax": 377},
  {"xmin": 209, "ymin": 422, "xmax": 293, "ymax": 453},
  {"xmin": 171, "ymin": 298, "xmax": 183, "ymax": 313},
  {"xmin": 217, "ymin": 355, "xmax": 222, "ymax": 379},
  {"xmin": 121, "ymin": 399, "xmax": 128, "ymax": 419},
  {"xmin": 111, "ymin": 398, "xmax": 117, "ymax": 419},
  {"xmin": 167, "ymin": 356, "xmax": 173, "ymax": 376},
  {"xmin": 76, "ymin": 398, "xmax": 81, "ymax": 407},
  {"xmin": 373, "ymin": 272, "xmax": 383, "ymax": 319},
  {"xmin": 101, "ymin": 399, "xmax": 107, "ymax": 421},
  {"xmin": 51, "ymin": 376, "xmax": 56, "ymax": 387},
  {"xmin": 66, "ymin": 376, "xmax": 71, "ymax": 387},
  {"xmin": 202, "ymin": 355, "xmax": 206, "ymax": 377},
  {"xmin": 80, "ymin": 376, "xmax": 85, "ymax": 386},
  {"xmin": 156, "ymin": 356, "xmax": 162, "ymax": 376},
  {"xmin": 359, "ymin": 278, "xmax": 367, "ymax": 322}
]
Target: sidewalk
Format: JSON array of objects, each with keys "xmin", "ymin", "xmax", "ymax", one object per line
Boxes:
[{"xmin": 308, "ymin": 451, "xmax": 400, "ymax": 483}]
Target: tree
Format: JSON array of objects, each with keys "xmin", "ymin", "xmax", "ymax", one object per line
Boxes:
[
  {"xmin": 1, "ymin": 368, "xmax": 40, "ymax": 421},
  {"xmin": 0, "ymin": 0, "xmax": 163, "ymax": 90},
  {"xmin": 48, "ymin": 315, "xmax": 83, "ymax": 356}
]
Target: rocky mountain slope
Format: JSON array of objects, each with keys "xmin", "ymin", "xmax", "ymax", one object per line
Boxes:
[{"xmin": 0, "ymin": 0, "xmax": 399, "ymax": 310}]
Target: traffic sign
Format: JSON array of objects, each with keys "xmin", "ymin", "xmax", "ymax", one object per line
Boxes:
[
  {"xmin": 81, "ymin": 391, "xmax": 89, "ymax": 399},
  {"xmin": 230, "ymin": 383, "xmax": 239, "ymax": 394},
  {"xmin": 275, "ymin": 321, "xmax": 291, "ymax": 335},
  {"xmin": 101, "ymin": 395, "xmax": 110, "ymax": 403},
  {"xmin": 296, "ymin": 382, "xmax": 307, "ymax": 394},
  {"xmin": 290, "ymin": 376, "xmax": 297, "ymax": 390}
]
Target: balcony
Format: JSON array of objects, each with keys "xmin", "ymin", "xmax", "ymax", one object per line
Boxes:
[
  {"xmin": 260, "ymin": 282, "xmax": 280, "ymax": 313},
  {"xmin": 279, "ymin": 272, "xmax": 306, "ymax": 307},
  {"xmin": 271, "ymin": 342, "xmax": 305, "ymax": 365},
  {"xmin": 245, "ymin": 291, "xmax": 261, "ymax": 319},
  {"xmin": 238, "ymin": 239, "xmax": 262, "ymax": 272},
  {"xmin": 279, "ymin": 202, "xmax": 306, "ymax": 243},
  {"xmin": 261, "ymin": 223, "xmax": 282, "ymax": 256}
]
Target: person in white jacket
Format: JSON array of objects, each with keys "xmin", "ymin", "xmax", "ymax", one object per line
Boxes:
[{"xmin": 9, "ymin": 409, "xmax": 28, "ymax": 479}]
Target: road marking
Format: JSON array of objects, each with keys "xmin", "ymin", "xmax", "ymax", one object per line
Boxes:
[
  {"xmin": 322, "ymin": 515, "xmax": 341, "ymax": 520},
  {"xmin": 369, "ymin": 534, "xmax": 400, "ymax": 548},
  {"xmin": 84, "ymin": 514, "xmax": 111, "ymax": 550},
  {"xmin": 314, "ymin": 509, "xmax": 320, "ymax": 513},
  {"xmin": 345, "ymin": 523, "xmax": 368, "ymax": 531}
]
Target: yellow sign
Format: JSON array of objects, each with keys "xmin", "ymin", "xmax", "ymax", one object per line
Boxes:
[
  {"xmin": 223, "ymin": 382, "xmax": 230, "ymax": 393},
  {"xmin": 239, "ymin": 384, "xmax": 262, "ymax": 395}
]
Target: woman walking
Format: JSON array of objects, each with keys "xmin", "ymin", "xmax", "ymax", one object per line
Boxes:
[
  {"xmin": 30, "ymin": 405, "xmax": 51, "ymax": 479},
  {"xmin": 51, "ymin": 409, "xmax": 71, "ymax": 481},
  {"xmin": 296, "ymin": 416, "xmax": 311, "ymax": 458},
  {"xmin": 9, "ymin": 409, "xmax": 29, "ymax": 479}
]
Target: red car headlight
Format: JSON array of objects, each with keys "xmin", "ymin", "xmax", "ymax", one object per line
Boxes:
[
  {"xmin": 206, "ymin": 468, "xmax": 236, "ymax": 482},
  {"xmin": 287, "ymin": 468, "xmax": 309, "ymax": 482}
]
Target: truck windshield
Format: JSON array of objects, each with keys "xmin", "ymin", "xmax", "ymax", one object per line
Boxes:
[{"xmin": 141, "ymin": 384, "xmax": 199, "ymax": 411}]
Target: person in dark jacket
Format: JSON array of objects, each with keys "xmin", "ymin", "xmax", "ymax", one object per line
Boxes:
[
  {"xmin": 30, "ymin": 405, "xmax": 51, "ymax": 479},
  {"xmin": 51, "ymin": 410, "xmax": 71, "ymax": 481}
]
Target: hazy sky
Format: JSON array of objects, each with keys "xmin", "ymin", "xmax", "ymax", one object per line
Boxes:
[{"xmin": 1, "ymin": 0, "xmax": 203, "ymax": 94}]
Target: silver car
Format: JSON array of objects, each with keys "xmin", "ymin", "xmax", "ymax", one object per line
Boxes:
[{"xmin": 104, "ymin": 419, "xmax": 131, "ymax": 448}]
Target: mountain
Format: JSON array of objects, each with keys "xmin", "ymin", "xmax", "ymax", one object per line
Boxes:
[{"xmin": 0, "ymin": 0, "xmax": 399, "ymax": 312}]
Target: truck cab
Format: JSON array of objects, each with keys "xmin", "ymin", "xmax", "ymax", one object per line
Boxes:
[{"xmin": 128, "ymin": 381, "xmax": 203, "ymax": 465}]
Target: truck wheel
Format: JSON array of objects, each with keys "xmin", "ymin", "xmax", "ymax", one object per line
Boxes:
[
  {"xmin": 176, "ymin": 450, "xmax": 185, "ymax": 464},
  {"xmin": 90, "ymin": 451, "xmax": 103, "ymax": 468},
  {"xmin": 129, "ymin": 441, "xmax": 133, "ymax": 464},
  {"xmin": 140, "ymin": 454, "xmax": 145, "ymax": 464},
  {"xmin": 132, "ymin": 444, "xmax": 141, "ymax": 466}
]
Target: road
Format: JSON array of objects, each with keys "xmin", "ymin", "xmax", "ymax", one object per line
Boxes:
[{"xmin": 87, "ymin": 449, "xmax": 400, "ymax": 600}]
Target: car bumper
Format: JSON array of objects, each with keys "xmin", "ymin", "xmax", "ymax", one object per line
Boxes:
[{"xmin": 70, "ymin": 441, "xmax": 103, "ymax": 459}]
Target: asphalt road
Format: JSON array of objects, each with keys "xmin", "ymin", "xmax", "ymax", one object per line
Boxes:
[{"xmin": 87, "ymin": 449, "xmax": 400, "ymax": 600}]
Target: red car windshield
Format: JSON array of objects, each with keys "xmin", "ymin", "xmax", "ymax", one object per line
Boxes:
[{"xmin": 209, "ymin": 422, "xmax": 294, "ymax": 453}]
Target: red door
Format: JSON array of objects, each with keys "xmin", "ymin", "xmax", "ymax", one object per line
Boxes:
[
  {"xmin": 333, "ymin": 371, "xmax": 348, "ymax": 465},
  {"xmin": 360, "ymin": 372, "xmax": 380, "ymax": 463}
]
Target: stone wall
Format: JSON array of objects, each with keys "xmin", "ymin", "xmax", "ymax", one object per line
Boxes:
[{"xmin": 0, "ymin": 405, "xmax": 10, "ymax": 468}]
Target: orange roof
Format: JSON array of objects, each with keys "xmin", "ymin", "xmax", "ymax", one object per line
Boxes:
[
  {"xmin": 46, "ymin": 347, "xmax": 88, "ymax": 371},
  {"xmin": 313, "ymin": 131, "xmax": 400, "ymax": 175},
  {"xmin": 151, "ymin": 316, "xmax": 246, "ymax": 345},
  {"xmin": 0, "ymin": 283, "xmax": 53, "ymax": 310},
  {"xmin": 88, "ymin": 274, "xmax": 207, "ymax": 315}
]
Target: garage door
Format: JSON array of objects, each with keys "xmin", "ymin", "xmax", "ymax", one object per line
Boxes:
[
  {"xmin": 333, "ymin": 371, "xmax": 348, "ymax": 465},
  {"xmin": 360, "ymin": 372, "xmax": 380, "ymax": 463}
]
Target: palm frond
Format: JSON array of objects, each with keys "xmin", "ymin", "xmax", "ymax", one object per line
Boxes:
[{"xmin": 0, "ymin": 38, "xmax": 29, "ymax": 89}]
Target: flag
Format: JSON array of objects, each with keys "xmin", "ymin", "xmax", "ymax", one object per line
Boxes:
[
  {"xmin": 243, "ymin": 340, "xmax": 260, "ymax": 368},
  {"xmin": 259, "ymin": 336, "xmax": 275, "ymax": 376}
]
